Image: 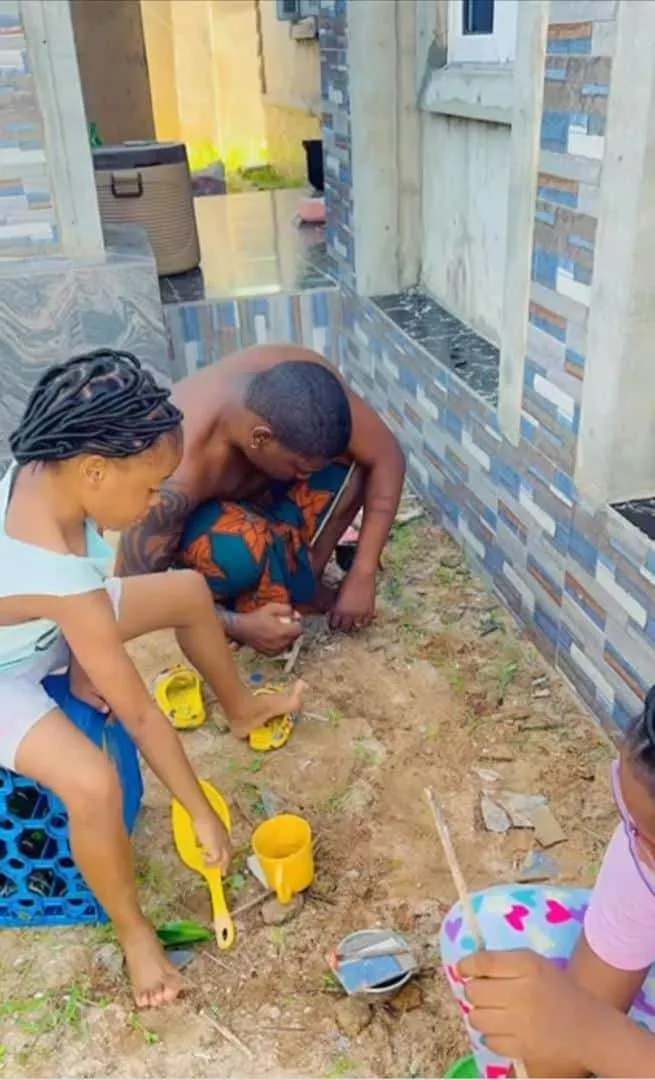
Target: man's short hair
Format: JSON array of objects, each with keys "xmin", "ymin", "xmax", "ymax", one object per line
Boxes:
[{"xmin": 244, "ymin": 361, "xmax": 352, "ymax": 459}]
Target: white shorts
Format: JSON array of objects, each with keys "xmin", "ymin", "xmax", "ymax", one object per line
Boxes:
[{"xmin": 0, "ymin": 577, "xmax": 122, "ymax": 771}]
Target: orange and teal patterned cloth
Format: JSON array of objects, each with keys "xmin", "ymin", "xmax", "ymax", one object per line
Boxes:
[{"xmin": 178, "ymin": 459, "xmax": 351, "ymax": 611}]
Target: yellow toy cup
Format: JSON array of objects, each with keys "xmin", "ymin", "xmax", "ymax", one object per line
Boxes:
[{"xmin": 252, "ymin": 814, "xmax": 314, "ymax": 904}]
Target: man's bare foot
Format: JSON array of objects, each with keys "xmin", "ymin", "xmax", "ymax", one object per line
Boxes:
[
  {"xmin": 231, "ymin": 679, "xmax": 306, "ymax": 738},
  {"xmin": 122, "ymin": 921, "xmax": 183, "ymax": 1008}
]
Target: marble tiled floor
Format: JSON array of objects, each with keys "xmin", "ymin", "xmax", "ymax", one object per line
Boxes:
[
  {"xmin": 374, "ymin": 290, "xmax": 501, "ymax": 406},
  {"xmin": 160, "ymin": 189, "xmax": 334, "ymax": 305}
]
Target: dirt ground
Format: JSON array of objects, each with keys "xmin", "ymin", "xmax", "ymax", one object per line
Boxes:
[{"xmin": 0, "ymin": 511, "xmax": 620, "ymax": 1078}]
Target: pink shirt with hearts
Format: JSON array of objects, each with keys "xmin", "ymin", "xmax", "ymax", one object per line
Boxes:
[{"xmin": 584, "ymin": 825, "xmax": 655, "ymax": 971}]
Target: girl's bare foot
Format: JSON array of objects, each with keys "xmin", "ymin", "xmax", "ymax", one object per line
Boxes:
[
  {"xmin": 122, "ymin": 921, "xmax": 183, "ymax": 1008},
  {"xmin": 231, "ymin": 679, "xmax": 306, "ymax": 738}
]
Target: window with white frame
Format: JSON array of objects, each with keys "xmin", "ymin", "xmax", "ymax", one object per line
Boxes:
[
  {"xmin": 276, "ymin": 0, "xmax": 320, "ymax": 20},
  {"xmin": 447, "ymin": 0, "xmax": 518, "ymax": 64}
]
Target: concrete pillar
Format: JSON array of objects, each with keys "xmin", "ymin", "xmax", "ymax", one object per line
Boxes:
[
  {"xmin": 21, "ymin": 0, "xmax": 104, "ymax": 256},
  {"xmin": 347, "ymin": 0, "xmax": 420, "ymax": 296},
  {"xmin": 576, "ymin": 0, "xmax": 655, "ymax": 502}
]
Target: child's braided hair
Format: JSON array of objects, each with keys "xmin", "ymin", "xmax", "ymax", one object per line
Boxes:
[{"xmin": 10, "ymin": 349, "xmax": 182, "ymax": 465}]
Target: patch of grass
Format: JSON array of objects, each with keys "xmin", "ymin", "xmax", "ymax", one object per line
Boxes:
[
  {"xmin": 227, "ymin": 165, "xmax": 304, "ymax": 193},
  {"xmin": 321, "ymin": 782, "xmax": 350, "ymax": 814},
  {"xmin": 327, "ymin": 707, "xmax": 343, "ymax": 729},
  {"xmin": 325, "ymin": 1052, "xmax": 358, "ymax": 1078},
  {"xmin": 225, "ymin": 870, "xmax": 246, "ymax": 896},
  {"xmin": 1, "ymin": 980, "xmax": 109, "ymax": 1063},
  {"xmin": 241, "ymin": 782, "xmax": 266, "ymax": 818},
  {"xmin": 444, "ymin": 663, "xmax": 466, "ymax": 695},
  {"xmin": 382, "ymin": 522, "xmax": 422, "ymax": 603},
  {"xmin": 319, "ymin": 970, "xmax": 340, "ymax": 991},
  {"xmin": 136, "ymin": 856, "xmax": 169, "ymax": 893},
  {"xmin": 353, "ymin": 739, "xmax": 378, "ymax": 767},
  {"xmin": 269, "ymin": 926, "xmax": 287, "ymax": 956},
  {"xmin": 495, "ymin": 660, "xmax": 519, "ymax": 696},
  {"xmin": 128, "ymin": 1012, "xmax": 160, "ymax": 1046}
]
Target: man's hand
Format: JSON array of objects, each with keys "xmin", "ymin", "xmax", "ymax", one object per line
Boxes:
[
  {"xmin": 194, "ymin": 813, "xmax": 232, "ymax": 874},
  {"xmin": 330, "ymin": 567, "xmax": 376, "ymax": 631},
  {"xmin": 237, "ymin": 603, "xmax": 302, "ymax": 655},
  {"xmin": 460, "ymin": 950, "xmax": 594, "ymax": 1076}
]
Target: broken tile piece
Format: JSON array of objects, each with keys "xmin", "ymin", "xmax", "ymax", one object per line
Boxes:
[
  {"xmin": 532, "ymin": 804, "xmax": 567, "ymax": 848},
  {"xmin": 496, "ymin": 792, "xmax": 546, "ymax": 828},
  {"xmin": 517, "ymin": 850, "xmax": 560, "ymax": 883},
  {"xmin": 474, "ymin": 767, "xmax": 501, "ymax": 784},
  {"xmin": 481, "ymin": 794, "xmax": 511, "ymax": 833}
]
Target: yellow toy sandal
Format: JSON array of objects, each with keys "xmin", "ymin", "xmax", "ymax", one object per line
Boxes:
[
  {"xmin": 154, "ymin": 665, "xmax": 206, "ymax": 730},
  {"xmin": 248, "ymin": 685, "xmax": 295, "ymax": 752}
]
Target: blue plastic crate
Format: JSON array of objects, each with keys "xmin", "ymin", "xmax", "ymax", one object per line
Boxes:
[{"xmin": 0, "ymin": 671, "xmax": 143, "ymax": 928}]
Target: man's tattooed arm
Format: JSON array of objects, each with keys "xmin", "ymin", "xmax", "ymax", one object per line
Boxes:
[{"xmin": 115, "ymin": 481, "xmax": 195, "ymax": 577}]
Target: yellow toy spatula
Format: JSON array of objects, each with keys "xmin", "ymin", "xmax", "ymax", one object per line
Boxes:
[{"xmin": 171, "ymin": 780, "xmax": 235, "ymax": 950}]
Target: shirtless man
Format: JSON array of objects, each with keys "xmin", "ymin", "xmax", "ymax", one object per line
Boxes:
[{"xmin": 116, "ymin": 345, "xmax": 405, "ymax": 656}]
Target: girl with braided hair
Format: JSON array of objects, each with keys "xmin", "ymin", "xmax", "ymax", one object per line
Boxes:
[
  {"xmin": 440, "ymin": 688, "xmax": 655, "ymax": 1078},
  {"xmin": 0, "ymin": 350, "xmax": 304, "ymax": 1007}
]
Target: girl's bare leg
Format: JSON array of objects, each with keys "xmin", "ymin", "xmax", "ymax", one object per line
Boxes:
[
  {"xmin": 15, "ymin": 709, "xmax": 181, "ymax": 1007},
  {"xmin": 116, "ymin": 570, "xmax": 304, "ymax": 736}
]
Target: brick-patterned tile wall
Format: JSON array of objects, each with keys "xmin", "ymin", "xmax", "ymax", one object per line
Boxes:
[
  {"xmin": 164, "ymin": 289, "xmax": 342, "ymax": 382},
  {"xmin": 0, "ymin": 1, "xmax": 57, "ymax": 248},
  {"xmin": 319, "ymin": 0, "xmax": 655, "ymax": 733},
  {"xmin": 319, "ymin": 0, "xmax": 354, "ymax": 291}
]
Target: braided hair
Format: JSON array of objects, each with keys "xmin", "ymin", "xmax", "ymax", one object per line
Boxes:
[
  {"xmin": 10, "ymin": 349, "xmax": 182, "ymax": 465},
  {"xmin": 626, "ymin": 686, "xmax": 655, "ymax": 788}
]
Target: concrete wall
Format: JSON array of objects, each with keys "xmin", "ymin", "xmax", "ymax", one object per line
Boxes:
[
  {"xmin": 70, "ymin": 0, "xmax": 155, "ymax": 144},
  {"xmin": 140, "ymin": 0, "xmax": 180, "ymax": 143},
  {"xmin": 141, "ymin": 0, "xmax": 319, "ymax": 175},
  {"xmin": 421, "ymin": 113, "xmax": 511, "ymax": 344},
  {"xmin": 259, "ymin": 0, "xmax": 321, "ymax": 177},
  {"xmin": 210, "ymin": 0, "xmax": 267, "ymax": 170}
]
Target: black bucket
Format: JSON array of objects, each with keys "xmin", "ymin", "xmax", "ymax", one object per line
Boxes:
[{"xmin": 302, "ymin": 139, "xmax": 324, "ymax": 192}]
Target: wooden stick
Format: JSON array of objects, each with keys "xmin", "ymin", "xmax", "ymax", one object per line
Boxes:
[
  {"xmin": 283, "ymin": 633, "xmax": 304, "ymax": 674},
  {"xmin": 231, "ymin": 890, "xmax": 270, "ymax": 917},
  {"xmin": 424, "ymin": 787, "xmax": 529, "ymax": 1080},
  {"xmin": 424, "ymin": 787, "xmax": 484, "ymax": 948},
  {"xmin": 203, "ymin": 1011, "xmax": 254, "ymax": 1060}
]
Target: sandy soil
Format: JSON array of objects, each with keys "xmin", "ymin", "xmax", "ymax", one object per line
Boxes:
[{"xmin": 0, "ymin": 514, "xmax": 619, "ymax": 1077}]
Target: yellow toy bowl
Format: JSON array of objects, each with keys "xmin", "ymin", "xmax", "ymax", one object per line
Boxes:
[
  {"xmin": 252, "ymin": 814, "xmax": 314, "ymax": 904},
  {"xmin": 248, "ymin": 686, "xmax": 295, "ymax": 752}
]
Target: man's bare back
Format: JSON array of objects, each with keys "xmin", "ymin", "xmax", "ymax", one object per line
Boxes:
[{"xmin": 117, "ymin": 344, "xmax": 405, "ymax": 655}]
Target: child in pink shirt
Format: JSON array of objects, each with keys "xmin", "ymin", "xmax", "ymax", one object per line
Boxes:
[{"xmin": 440, "ymin": 688, "xmax": 655, "ymax": 1078}]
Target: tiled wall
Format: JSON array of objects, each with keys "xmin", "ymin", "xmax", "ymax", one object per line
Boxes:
[
  {"xmin": 527, "ymin": 7, "xmax": 613, "ymax": 476},
  {"xmin": 319, "ymin": 0, "xmax": 354, "ymax": 291},
  {"xmin": 320, "ymin": 0, "xmax": 655, "ymax": 734},
  {"xmin": 163, "ymin": 289, "xmax": 341, "ymax": 382},
  {"xmin": 0, "ymin": 1, "xmax": 57, "ymax": 249}
]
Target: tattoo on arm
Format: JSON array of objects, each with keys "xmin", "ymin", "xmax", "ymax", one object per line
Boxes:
[{"xmin": 116, "ymin": 482, "xmax": 194, "ymax": 576}]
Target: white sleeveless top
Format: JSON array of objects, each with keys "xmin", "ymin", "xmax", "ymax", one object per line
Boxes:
[{"xmin": 0, "ymin": 463, "xmax": 113, "ymax": 673}]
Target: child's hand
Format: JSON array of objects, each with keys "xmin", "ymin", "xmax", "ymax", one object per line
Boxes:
[{"xmin": 194, "ymin": 814, "xmax": 232, "ymax": 874}]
